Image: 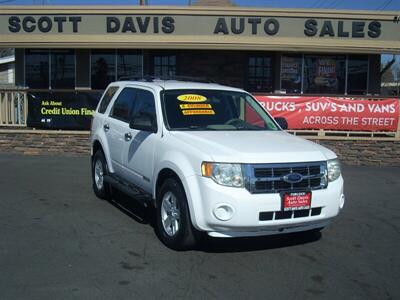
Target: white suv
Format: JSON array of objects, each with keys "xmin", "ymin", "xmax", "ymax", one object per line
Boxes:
[{"xmin": 90, "ymin": 79, "xmax": 344, "ymax": 250}]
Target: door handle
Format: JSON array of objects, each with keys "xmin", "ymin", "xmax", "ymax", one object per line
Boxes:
[
  {"xmin": 103, "ymin": 124, "xmax": 110, "ymax": 132},
  {"xmin": 125, "ymin": 132, "xmax": 132, "ymax": 141}
]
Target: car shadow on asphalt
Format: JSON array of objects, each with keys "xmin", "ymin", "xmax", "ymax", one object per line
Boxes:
[
  {"xmin": 108, "ymin": 190, "xmax": 322, "ymax": 253},
  {"xmin": 197, "ymin": 231, "xmax": 321, "ymax": 253}
]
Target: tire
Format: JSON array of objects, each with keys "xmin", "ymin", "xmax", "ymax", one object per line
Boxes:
[
  {"xmin": 156, "ymin": 178, "xmax": 198, "ymax": 250},
  {"xmin": 92, "ymin": 150, "xmax": 112, "ymax": 200}
]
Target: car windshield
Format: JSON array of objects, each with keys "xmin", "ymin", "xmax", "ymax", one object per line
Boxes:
[{"xmin": 161, "ymin": 89, "xmax": 280, "ymax": 131}]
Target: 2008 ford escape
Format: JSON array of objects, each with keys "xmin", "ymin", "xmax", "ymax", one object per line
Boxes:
[{"xmin": 90, "ymin": 79, "xmax": 345, "ymax": 250}]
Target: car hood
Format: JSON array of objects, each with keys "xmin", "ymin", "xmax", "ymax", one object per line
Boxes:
[{"xmin": 169, "ymin": 130, "xmax": 336, "ymax": 164}]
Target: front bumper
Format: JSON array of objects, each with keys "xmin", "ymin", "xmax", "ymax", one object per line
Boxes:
[{"xmin": 185, "ymin": 174, "xmax": 344, "ymax": 237}]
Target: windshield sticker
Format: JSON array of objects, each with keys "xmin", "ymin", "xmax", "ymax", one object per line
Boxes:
[
  {"xmin": 177, "ymin": 94, "xmax": 207, "ymax": 102},
  {"xmin": 182, "ymin": 109, "xmax": 215, "ymax": 115},
  {"xmin": 179, "ymin": 103, "xmax": 212, "ymax": 109}
]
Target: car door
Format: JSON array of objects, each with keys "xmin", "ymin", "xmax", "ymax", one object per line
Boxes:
[
  {"xmin": 104, "ymin": 87, "xmax": 136, "ymax": 176},
  {"xmin": 122, "ymin": 87, "xmax": 158, "ymax": 192}
]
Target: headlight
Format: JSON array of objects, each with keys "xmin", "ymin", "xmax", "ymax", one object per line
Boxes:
[
  {"xmin": 327, "ymin": 158, "xmax": 341, "ymax": 182},
  {"xmin": 201, "ymin": 162, "xmax": 244, "ymax": 188}
]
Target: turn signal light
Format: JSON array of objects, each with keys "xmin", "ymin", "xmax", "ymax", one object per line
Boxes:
[{"xmin": 201, "ymin": 162, "xmax": 213, "ymax": 177}]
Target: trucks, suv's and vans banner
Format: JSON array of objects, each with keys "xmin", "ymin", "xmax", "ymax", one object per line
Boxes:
[{"xmin": 255, "ymin": 96, "xmax": 400, "ymax": 131}]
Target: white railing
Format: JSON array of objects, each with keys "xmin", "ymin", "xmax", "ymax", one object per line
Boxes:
[
  {"xmin": 289, "ymin": 129, "xmax": 399, "ymax": 140},
  {"xmin": 0, "ymin": 89, "xmax": 28, "ymax": 127}
]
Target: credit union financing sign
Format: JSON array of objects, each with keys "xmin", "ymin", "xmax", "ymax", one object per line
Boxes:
[
  {"xmin": 0, "ymin": 11, "xmax": 399, "ymax": 52},
  {"xmin": 27, "ymin": 91, "xmax": 101, "ymax": 130}
]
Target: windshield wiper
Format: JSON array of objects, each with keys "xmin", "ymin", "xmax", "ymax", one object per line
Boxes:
[
  {"xmin": 236, "ymin": 128, "xmax": 263, "ymax": 131},
  {"xmin": 173, "ymin": 125, "xmax": 217, "ymax": 131},
  {"xmin": 233, "ymin": 124, "xmax": 265, "ymax": 130}
]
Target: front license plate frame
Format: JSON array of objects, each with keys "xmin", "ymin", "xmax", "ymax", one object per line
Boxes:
[{"xmin": 281, "ymin": 191, "xmax": 312, "ymax": 211}]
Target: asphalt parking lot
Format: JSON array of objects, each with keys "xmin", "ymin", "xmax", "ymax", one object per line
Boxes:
[{"xmin": 0, "ymin": 153, "xmax": 399, "ymax": 300}]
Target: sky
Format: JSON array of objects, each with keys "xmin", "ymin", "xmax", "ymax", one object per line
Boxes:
[{"xmin": 0, "ymin": 0, "xmax": 399, "ymax": 11}]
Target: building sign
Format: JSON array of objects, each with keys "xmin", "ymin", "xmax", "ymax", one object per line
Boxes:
[
  {"xmin": 27, "ymin": 91, "xmax": 101, "ymax": 130},
  {"xmin": 1, "ymin": 8, "xmax": 399, "ymax": 52},
  {"xmin": 255, "ymin": 96, "xmax": 400, "ymax": 132},
  {"xmin": 0, "ymin": 15, "xmax": 388, "ymax": 38}
]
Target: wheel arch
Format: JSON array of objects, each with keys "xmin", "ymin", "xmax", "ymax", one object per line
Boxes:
[
  {"xmin": 155, "ymin": 168, "xmax": 181, "ymax": 201},
  {"xmin": 153, "ymin": 161, "xmax": 203, "ymax": 228},
  {"xmin": 91, "ymin": 138, "xmax": 114, "ymax": 173},
  {"xmin": 92, "ymin": 140, "xmax": 103, "ymax": 158}
]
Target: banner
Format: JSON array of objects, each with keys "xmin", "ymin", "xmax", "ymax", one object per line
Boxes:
[
  {"xmin": 27, "ymin": 91, "xmax": 102, "ymax": 130},
  {"xmin": 254, "ymin": 96, "xmax": 400, "ymax": 131}
]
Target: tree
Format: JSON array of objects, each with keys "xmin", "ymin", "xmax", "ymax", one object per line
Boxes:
[
  {"xmin": 381, "ymin": 64, "xmax": 394, "ymax": 83},
  {"xmin": 0, "ymin": 48, "xmax": 14, "ymax": 58}
]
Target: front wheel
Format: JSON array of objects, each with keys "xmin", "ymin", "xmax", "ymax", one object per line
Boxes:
[{"xmin": 156, "ymin": 178, "xmax": 198, "ymax": 250}]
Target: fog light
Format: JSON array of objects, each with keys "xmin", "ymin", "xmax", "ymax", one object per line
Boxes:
[
  {"xmin": 340, "ymin": 194, "xmax": 345, "ymax": 210},
  {"xmin": 213, "ymin": 204, "xmax": 234, "ymax": 221}
]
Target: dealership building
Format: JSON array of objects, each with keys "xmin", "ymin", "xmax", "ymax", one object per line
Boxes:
[{"xmin": 0, "ymin": 4, "xmax": 399, "ymax": 165}]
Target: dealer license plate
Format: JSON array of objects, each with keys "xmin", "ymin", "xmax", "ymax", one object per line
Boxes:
[{"xmin": 282, "ymin": 191, "xmax": 312, "ymax": 211}]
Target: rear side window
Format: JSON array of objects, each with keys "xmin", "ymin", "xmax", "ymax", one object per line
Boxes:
[
  {"xmin": 110, "ymin": 88, "xmax": 136, "ymax": 123},
  {"xmin": 98, "ymin": 86, "xmax": 119, "ymax": 114}
]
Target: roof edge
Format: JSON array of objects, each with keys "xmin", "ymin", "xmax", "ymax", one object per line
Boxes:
[{"xmin": 0, "ymin": 5, "xmax": 399, "ymax": 17}]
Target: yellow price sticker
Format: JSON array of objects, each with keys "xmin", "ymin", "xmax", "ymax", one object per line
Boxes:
[
  {"xmin": 182, "ymin": 109, "xmax": 215, "ymax": 115},
  {"xmin": 177, "ymin": 94, "xmax": 207, "ymax": 102},
  {"xmin": 179, "ymin": 104, "xmax": 212, "ymax": 109}
]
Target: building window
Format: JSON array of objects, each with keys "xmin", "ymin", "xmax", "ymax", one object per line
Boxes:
[
  {"xmin": 154, "ymin": 55, "xmax": 176, "ymax": 76},
  {"xmin": 51, "ymin": 49, "xmax": 75, "ymax": 89},
  {"xmin": 347, "ymin": 55, "xmax": 368, "ymax": 95},
  {"xmin": 247, "ymin": 56, "xmax": 273, "ymax": 92},
  {"xmin": 304, "ymin": 55, "xmax": 346, "ymax": 94},
  {"xmin": 117, "ymin": 50, "xmax": 143, "ymax": 80},
  {"xmin": 91, "ymin": 50, "xmax": 116, "ymax": 90},
  {"xmin": 281, "ymin": 55, "xmax": 302, "ymax": 93},
  {"xmin": 25, "ymin": 49, "xmax": 49, "ymax": 89}
]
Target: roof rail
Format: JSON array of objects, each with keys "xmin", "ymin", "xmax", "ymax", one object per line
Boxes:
[{"xmin": 117, "ymin": 75, "xmax": 217, "ymax": 84}]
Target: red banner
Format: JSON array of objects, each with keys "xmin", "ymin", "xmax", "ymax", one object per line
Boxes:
[{"xmin": 254, "ymin": 96, "xmax": 400, "ymax": 131}]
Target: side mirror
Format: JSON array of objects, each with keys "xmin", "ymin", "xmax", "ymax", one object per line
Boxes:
[
  {"xmin": 129, "ymin": 112, "xmax": 157, "ymax": 133},
  {"xmin": 275, "ymin": 117, "xmax": 288, "ymax": 130}
]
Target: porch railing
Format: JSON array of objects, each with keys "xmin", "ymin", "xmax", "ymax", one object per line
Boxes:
[{"xmin": 0, "ymin": 89, "xmax": 27, "ymax": 127}]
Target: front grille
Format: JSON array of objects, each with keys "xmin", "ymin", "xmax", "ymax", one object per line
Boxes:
[
  {"xmin": 244, "ymin": 162, "xmax": 327, "ymax": 194},
  {"xmin": 259, "ymin": 207, "xmax": 322, "ymax": 221}
]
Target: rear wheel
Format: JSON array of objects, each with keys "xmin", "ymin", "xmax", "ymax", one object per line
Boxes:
[
  {"xmin": 156, "ymin": 178, "xmax": 198, "ymax": 250},
  {"xmin": 92, "ymin": 150, "xmax": 112, "ymax": 200}
]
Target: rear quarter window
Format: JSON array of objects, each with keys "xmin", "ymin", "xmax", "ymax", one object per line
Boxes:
[{"xmin": 98, "ymin": 86, "xmax": 119, "ymax": 114}]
